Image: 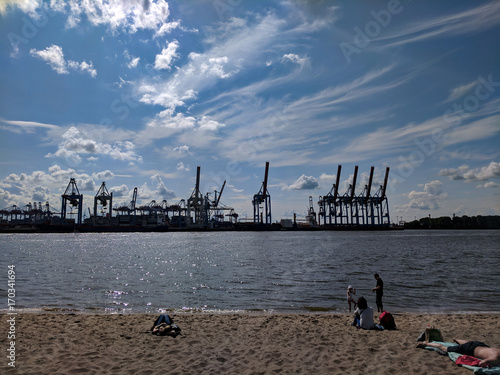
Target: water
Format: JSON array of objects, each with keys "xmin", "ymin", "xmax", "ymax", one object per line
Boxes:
[{"xmin": 1, "ymin": 230, "xmax": 499, "ymax": 314}]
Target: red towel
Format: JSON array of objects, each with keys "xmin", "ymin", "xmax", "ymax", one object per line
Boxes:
[{"xmin": 455, "ymin": 355, "xmax": 491, "ymax": 368}]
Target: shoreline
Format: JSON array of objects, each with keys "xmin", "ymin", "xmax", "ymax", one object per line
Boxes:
[
  {"xmin": 2, "ymin": 312, "xmax": 499, "ymax": 374},
  {"xmin": 4, "ymin": 307, "xmax": 500, "ymax": 315}
]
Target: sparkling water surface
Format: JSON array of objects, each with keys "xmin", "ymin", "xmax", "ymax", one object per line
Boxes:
[{"xmin": 1, "ymin": 230, "xmax": 499, "ymax": 314}]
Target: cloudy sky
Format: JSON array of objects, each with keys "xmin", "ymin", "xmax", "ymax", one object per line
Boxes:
[{"xmin": 0, "ymin": 0, "xmax": 499, "ymax": 222}]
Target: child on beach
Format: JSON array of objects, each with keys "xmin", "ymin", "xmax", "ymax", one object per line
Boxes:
[{"xmin": 347, "ymin": 285, "xmax": 357, "ymax": 312}]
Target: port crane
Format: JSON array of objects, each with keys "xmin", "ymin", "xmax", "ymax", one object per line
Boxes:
[
  {"xmin": 61, "ymin": 178, "xmax": 83, "ymax": 225},
  {"xmin": 93, "ymin": 182, "xmax": 113, "ymax": 223},
  {"xmin": 253, "ymin": 161, "xmax": 271, "ymax": 224}
]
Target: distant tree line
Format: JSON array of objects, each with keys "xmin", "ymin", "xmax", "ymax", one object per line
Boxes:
[{"xmin": 404, "ymin": 215, "xmax": 500, "ymax": 229}]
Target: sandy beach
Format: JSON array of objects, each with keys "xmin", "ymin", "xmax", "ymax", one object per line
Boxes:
[{"xmin": 1, "ymin": 312, "xmax": 499, "ymax": 375}]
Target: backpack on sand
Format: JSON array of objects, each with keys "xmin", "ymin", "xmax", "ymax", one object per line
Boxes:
[{"xmin": 379, "ymin": 311, "xmax": 397, "ymax": 330}]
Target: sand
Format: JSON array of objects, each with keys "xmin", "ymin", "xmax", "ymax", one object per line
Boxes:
[{"xmin": 1, "ymin": 312, "xmax": 499, "ymax": 375}]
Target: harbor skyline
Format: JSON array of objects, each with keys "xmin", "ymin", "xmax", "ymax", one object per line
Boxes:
[{"xmin": 1, "ymin": 0, "xmax": 499, "ymax": 222}]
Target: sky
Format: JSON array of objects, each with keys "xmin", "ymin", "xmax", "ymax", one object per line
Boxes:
[{"xmin": 0, "ymin": 0, "xmax": 499, "ymax": 223}]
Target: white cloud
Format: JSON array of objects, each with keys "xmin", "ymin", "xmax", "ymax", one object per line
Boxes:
[
  {"xmin": 0, "ymin": 118, "xmax": 59, "ymax": 131},
  {"xmin": 154, "ymin": 40, "xmax": 179, "ymax": 70},
  {"xmin": 446, "ymin": 80, "xmax": 477, "ymax": 102},
  {"xmin": 92, "ymin": 170, "xmax": 115, "ymax": 181},
  {"xmin": 62, "ymin": 0, "xmax": 177, "ymax": 35},
  {"xmin": 377, "ymin": 2, "xmax": 500, "ymax": 48},
  {"xmin": 288, "ymin": 175, "xmax": 319, "ymax": 190},
  {"xmin": 30, "ymin": 45, "xmax": 68, "ymax": 74},
  {"xmin": 174, "ymin": 145, "xmax": 189, "ymax": 153},
  {"xmin": 45, "ymin": 126, "xmax": 143, "ymax": 163},
  {"xmin": 67, "ymin": 60, "xmax": 97, "ymax": 78},
  {"xmin": 0, "ymin": 0, "xmax": 41, "ymax": 17},
  {"xmin": 30, "ymin": 45, "xmax": 97, "ymax": 77},
  {"xmin": 0, "ymin": 164, "xmax": 119, "ymax": 208},
  {"xmin": 477, "ymin": 182, "xmax": 499, "ymax": 189},
  {"xmin": 150, "ymin": 174, "xmax": 175, "ymax": 199},
  {"xmin": 136, "ymin": 13, "xmax": 284, "ymax": 115},
  {"xmin": 281, "ymin": 53, "xmax": 308, "ymax": 68},
  {"xmin": 128, "ymin": 56, "xmax": 140, "ymax": 69},
  {"xmin": 176, "ymin": 162, "xmax": 189, "ymax": 172},
  {"xmin": 109, "ymin": 184, "xmax": 129, "ymax": 197},
  {"xmin": 199, "ymin": 56, "xmax": 232, "ymax": 79},
  {"xmin": 404, "ymin": 180, "xmax": 448, "ymax": 211},
  {"xmin": 440, "ymin": 162, "xmax": 500, "ymax": 182}
]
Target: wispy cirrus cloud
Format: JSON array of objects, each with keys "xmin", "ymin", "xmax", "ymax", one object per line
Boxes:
[
  {"xmin": 376, "ymin": 1, "xmax": 500, "ymax": 48},
  {"xmin": 0, "ymin": 118, "xmax": 59, "ymax": 131}
]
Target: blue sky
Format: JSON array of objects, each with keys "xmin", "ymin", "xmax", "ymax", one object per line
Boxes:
[{"xmin": 0, "ymin": 0, "xmax": 499, "ymax": 223}]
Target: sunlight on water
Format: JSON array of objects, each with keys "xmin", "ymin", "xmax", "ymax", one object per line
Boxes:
[{"xmin": 1, "ymin": 230, "xmax": 499, "ymax": 314}]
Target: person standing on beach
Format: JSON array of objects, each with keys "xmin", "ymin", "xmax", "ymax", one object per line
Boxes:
[
  {"xmin": 372, "ymin": 273, "xmax": 383, "ymax": 312},
  {"xmin": 347, "ymin": 285, "xmax": 357, "ymax": 312}
]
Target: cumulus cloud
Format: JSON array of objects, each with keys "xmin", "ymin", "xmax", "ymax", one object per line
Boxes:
[
  {"xmin": 0, "ymin": 164, "xmax": 119, "ymax": 208},
  {"xmin": 30, "ymin": 45, "xmax": 97, "ymax": 77},
  {"xmin": 154, "ymin": 40, "xmax": 179, "ymax": 70},
  {"xmin": 176, "ymin": 162, "xmax": 190, "ymax": 171},
  {"xmin": 477, "ymin": 182, "xmax": 499, "ymax": 189},
  {"xmin": 109, "ymin": 184, "xmax": 129, "ymax": 197},
  {"xmin": 288, "ymin": 175, "xmax": 319, "ymax": 190},
  {"xmin": 174, "ymin": 145, "xmax": 190, "ymax": 153},
  {"xmin": 30, "ymin": 45, "xmax": 68, "ymax": 74},
  {"xmin": 405, "ymin": 180, "xmax": 447, "ymax": 210},
  {"xmin": 281, "ymin": 53, "xmax": 308, "ymax": 68},
  {"xmin": 0, "ymin": 0, "xmax": 40, "ymax": 17},
  {"xmin": 60, "ymin": 0, "xmax": 178, "ymax": 35},
  {"xmin": 147, "ymin": 113, "xmax": 225, "ymax": 136},
  {"xmin": 45, "ymin": 126, "xmax": 143, "ymax": 163},
  {"xmin": 439, "ymin": 162, "xmax": 500, "ymax": 182},
  {"xmin": 92, "ymin": 170, "xmax": 115, "ymax": 181},
  {"xmin": 151, "ymin": 174, "xmax": 175, "ymax": 199},
  {"xmin": 67, "ymin": 60, "xmax": 97, "ymax": 78}
]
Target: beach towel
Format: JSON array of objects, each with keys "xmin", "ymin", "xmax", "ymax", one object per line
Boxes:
[{"xmin": 421, "ymin": 341, "xmax": 500, "ymax": 374}]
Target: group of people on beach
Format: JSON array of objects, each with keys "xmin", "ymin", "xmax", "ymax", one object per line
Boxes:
[
  {"xmin": 347, "ymin": 273, "xmax": 384, "ymax": 330},
  {"xmin": 345, "ymin": 274, "xmax": 500, "ymax": 368}
]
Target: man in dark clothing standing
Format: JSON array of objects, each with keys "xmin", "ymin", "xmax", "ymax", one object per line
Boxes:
[{"xmin": 372, "ymin": 273, "xmax": 384, "ymax": 312}]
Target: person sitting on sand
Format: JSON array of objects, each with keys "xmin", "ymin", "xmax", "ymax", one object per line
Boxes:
[
  {"xmin": 351, "ymin": 296, "xmax": 374, "ymax": 330},
  {"xmin": 417, "ymin": 338, "xmax": 500, "ymax": 367},
  {"xmin": 347, "ymin": 285, "xmax": 357, "ymax": 312}
]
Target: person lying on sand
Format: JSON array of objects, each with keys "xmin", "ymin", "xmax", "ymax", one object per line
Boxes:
[
  {"xmin": 417, "ymin": 338, "xmax": 500, "ymax": 367},
  {"xmin": 152, "ymin": 323, "xmax": 177, "ymax": 336}
]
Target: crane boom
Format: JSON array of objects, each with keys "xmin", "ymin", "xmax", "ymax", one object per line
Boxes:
[
  {"xmin": 215, "ymin": 180, "xmax": 226, "ymax": 206},
  {"xmin": 333, "ymin": 164, "xmax": 342, "ymax": 199},
  {"xmin": 381, "ymin": 167, "xmax": 390, "ymax": 199},
  {"xmin": 263, "ymin": 161, "xmax": 269, "ymax": 195},
  {"xmin": 350, "ymin": 165, "xmax": 358, "ymax": 201},
  {"xmin": 366, "ymin": 166, "xmax": 374, "ymax": 199}
]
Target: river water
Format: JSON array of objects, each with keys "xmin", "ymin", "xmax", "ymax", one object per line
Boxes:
[{"xmin": 1, "ymin": 230, "xmax": 499, "ymax": 314}]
